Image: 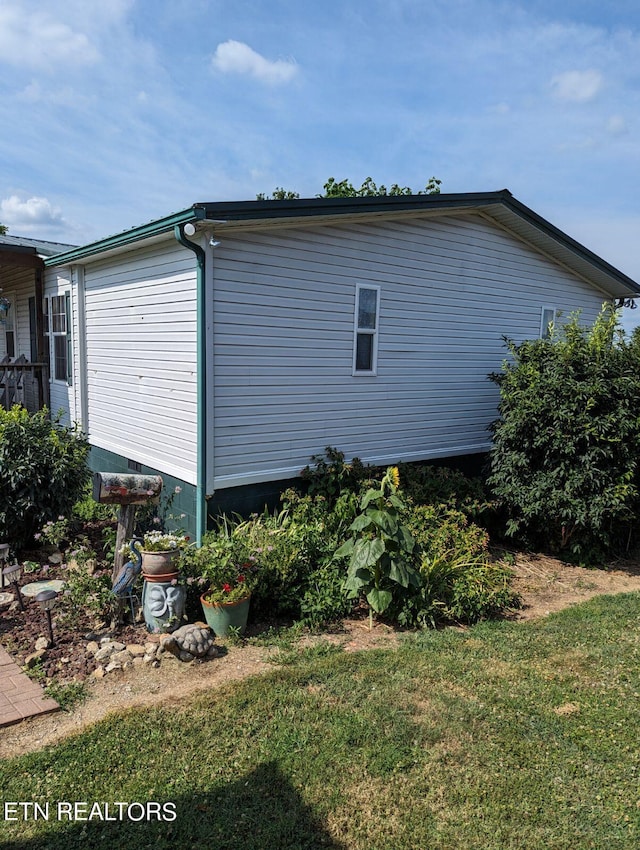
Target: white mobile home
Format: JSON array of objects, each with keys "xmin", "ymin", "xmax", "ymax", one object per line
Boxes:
[{"xmin": 39, "ymin": 191, "xmax": 640, "ymax": 541}]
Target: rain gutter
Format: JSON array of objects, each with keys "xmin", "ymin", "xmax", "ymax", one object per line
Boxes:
[{"xmin": 174, "ymin": 224, "xmax": 207, "ymax": 546}]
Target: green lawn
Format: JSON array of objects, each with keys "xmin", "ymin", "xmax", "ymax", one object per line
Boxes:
[{"xmin": 2, "ymin": 593, "xmax": 640, "ymax": 849}]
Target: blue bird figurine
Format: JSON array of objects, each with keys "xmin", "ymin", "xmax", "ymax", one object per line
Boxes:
[{"xmin": 112, "ymin": 537, "xmax": 143, "ymax": 596}]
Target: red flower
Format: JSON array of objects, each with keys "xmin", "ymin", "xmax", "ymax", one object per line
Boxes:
[
  {"xmin": 222, "ymin": 583, "xmax": 232, "ymax": 593},
  {"xmin": 238, "ymin": 574, "xmax": 245, "ymax": 583}
]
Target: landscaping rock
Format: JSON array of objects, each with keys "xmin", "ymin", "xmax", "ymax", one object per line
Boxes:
[
  {"xmin": 94, "ymin": 645, "xmax": 115, "ymax": 663},
  {"xmin": 126, "ymin": 644, "xmax": 146, "ymax": 658},
  {"xmin": 112, "ymin": 649, "xmax": 132, "ymax": 666},
  {"xmin": 35, "ymin": 637, "xmax": 49, "ymax": 651},
  {"xmin": 86, "ymin": 641, "xmax": 100, "ymax": 656},
  {"xmin": 92, "ymin": 666, "xmax": 106, "ymax": 679}
]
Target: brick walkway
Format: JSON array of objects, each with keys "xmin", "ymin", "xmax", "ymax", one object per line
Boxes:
[{"xmin": 0, "ymin": 645, "xmax": 59, "ymax": 727}]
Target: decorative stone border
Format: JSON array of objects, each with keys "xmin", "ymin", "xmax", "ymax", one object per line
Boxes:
[{"xmin": 88, "ymin": 623, "xmax": 219, "ymax": 678}]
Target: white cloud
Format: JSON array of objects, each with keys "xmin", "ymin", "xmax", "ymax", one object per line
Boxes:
[
  {"xmin": 0, "ymin": 195, "xmax": 67, "ymax": 234},
  {"xmin": 550, "ymin": 69, "xmax": 603, "ymax": 103},
  {"xmin": 0, "ymin": 5, "xmax": 99, "ymax": 70},
  {"xmin": 211, "ymin": 40, "xmax": 297, "ymax": 84}
]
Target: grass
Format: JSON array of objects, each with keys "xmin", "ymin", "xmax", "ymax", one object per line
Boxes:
[{"xmin": 2, "ymin": 593, "xmax": 640, "ymax": 849}]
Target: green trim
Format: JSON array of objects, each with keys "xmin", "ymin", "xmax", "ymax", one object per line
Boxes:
[
  {"xmin": 43, "ymin": 207, "xmax": 205, "ymax": 266},
  {"xmin": 174, "ymin": 224, "xmax": 207, "ymax": 546}
]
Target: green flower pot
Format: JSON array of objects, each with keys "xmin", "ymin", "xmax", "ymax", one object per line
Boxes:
[{"xmin": 200, "ymin": 593, "xmax": 251, "ymax": 637}]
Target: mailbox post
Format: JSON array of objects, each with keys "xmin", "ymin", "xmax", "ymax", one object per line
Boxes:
[{"xmin": 93, "ymin": 472, "xmax": 163, "ymax": 583}]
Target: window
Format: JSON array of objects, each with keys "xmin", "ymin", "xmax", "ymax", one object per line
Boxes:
[
  {"xmin": 353, "ymin": 285, "xmax": 380, "ymax": 374},
  {"xmin": 44, "ymin": 293, "xmax": 72, "ymax": 384},
  {"xmin": 3, "ymin": 295, "xmax": 15, "ymax": 357},
  {"xmin": 540, "ymin": 306, "xmax": 556, "ymax": 340}
]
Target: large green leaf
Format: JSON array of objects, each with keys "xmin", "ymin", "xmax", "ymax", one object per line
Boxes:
[
  {"xmin": 366, "ymin": 586, "xmax": 393, "ymax": 613},
  {"xmin": 350, "ymin": 514, "xmax": 373, "ymax": 532},
  {"xmin": 367, "ymin": 509, "xmax": 398, "ymax": 535},
  {"xmin": 334, "ymin": 539, "xmax": 354, "ymax": 559},
  {"xmin": 388, "ymin": 558, "xmax": 419, "ymax": 588},
  {"xmin": 352, "ymin": 537, "xmax": 385, "ymax": 571},
  {"xmin": 360, "ymin": 488, "xmax": 383, "ymax": 510}
]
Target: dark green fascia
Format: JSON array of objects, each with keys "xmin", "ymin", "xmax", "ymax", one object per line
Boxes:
[
  {"xmin": 43, "ymin": 207, "xmax": 206, "ymax": 267},
  {"xmin": 192, "ymin": 190, "xmax": 514, "ymax": 222}
]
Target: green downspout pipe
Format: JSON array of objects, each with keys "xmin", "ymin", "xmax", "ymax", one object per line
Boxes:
[{"xmin": 174, "ymin": 224, "xmax": 207, "ymax": 545}]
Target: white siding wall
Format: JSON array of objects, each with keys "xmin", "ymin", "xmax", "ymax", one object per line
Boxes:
[
  {"xmin": 82, "ymin": 239, "xmax": 198, "ymax": 484},
  {"xmin": 211, "ymin": 213, "xmax": 606, "ymax": 488}
]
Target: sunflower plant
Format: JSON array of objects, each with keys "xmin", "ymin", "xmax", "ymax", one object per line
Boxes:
[{"xmin": 335, "ymin": 466, "xmax": 419, "ymax": 628}]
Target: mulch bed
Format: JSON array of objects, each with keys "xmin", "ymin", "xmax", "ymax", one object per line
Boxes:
[{"xmin": 0, "ymin": 559, "xmax": 149, "ymax": 682}]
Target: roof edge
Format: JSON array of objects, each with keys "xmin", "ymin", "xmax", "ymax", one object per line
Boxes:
[
  {"xmin": 195, "ymin": 189, "xmax": 513, "ymax": 222},
  {"xmin": 43, "ymin": 207, "xmax": 205, "ymax": 266},
  {"xmin": 500, "ymin": 195, "xmax": 640, "ymax": 296}
]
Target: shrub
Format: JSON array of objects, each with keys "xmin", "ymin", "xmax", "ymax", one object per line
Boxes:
[
  {"xmin": 57, "ymin": 564, "xmax": 116, "ymax": 628},
  {"xmin": 398, "ymin": 504, "xmax": 518, "ymax": 627},
  {"xmin": 0, "ymin": 407, "xmax": 89, "ymax": 549},
  {"xmin": 71, "ymin": 484, "xmax": 117, "ymax": 522},
  {"xmin": 300, "ymin": 446, "xmax": 369, "ymax": 504},
  {"xmin": 399, "ymin": 463, "xmax": 494, "ymax": 520},
  {"xmin": 488, "ymin": 305, "xmax": 640, "ymax": 560}
]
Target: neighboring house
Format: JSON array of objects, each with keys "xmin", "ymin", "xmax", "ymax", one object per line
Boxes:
[
  {"xmin": 0, "ymin": 234, "xmax": 76, "ymax": 413},
  {"xmin": 33, "ymin": 190, "xmax": 640, "ymax": 542}
]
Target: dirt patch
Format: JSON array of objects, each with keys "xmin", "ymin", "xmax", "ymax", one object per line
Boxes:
[
  {"xmin": 2, "ymin": 553, "xmax": 640, "ymax": 759},
  {"xmin": 507, "ymin": 552, "xmax": 640, "ymax": 620}
]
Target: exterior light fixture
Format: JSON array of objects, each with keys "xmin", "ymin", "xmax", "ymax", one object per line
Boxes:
[
  {"xmin": 209, "ymin": 237, "xmax": 221, "ymax": 248},
  {"xmin": 3, "ymin": 562, "xmax": 24, "ymax": 611},
  {"xmin": 183, "ymin": 223, "xmax": 197, "ymax": 237},
  {"xmin": 35, "ymin": 589, "xmax": 58, "ymax": 647}
]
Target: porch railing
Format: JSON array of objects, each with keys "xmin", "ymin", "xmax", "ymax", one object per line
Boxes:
[{"xmin": 0, "ymin": 355, "xmax": 49, "ymax": 413}]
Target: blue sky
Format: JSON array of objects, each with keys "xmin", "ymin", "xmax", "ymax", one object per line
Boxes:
[{"xmin": 1, "ymin": 0, "xmax": 639, "ymax": 327}]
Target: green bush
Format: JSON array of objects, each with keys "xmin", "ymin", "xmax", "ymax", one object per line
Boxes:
[
  {"xmin": 397, "ymin": 504, "xmax": 518, "ymax": 627},
  {"xmin": 57, "ymin": 564, "xmax": 116, "ymax": 628},
  {"xmin": 0, "ymin": 407, "xmax": 90, "ymax": 549},
  {"xmin": 488, "ymin": 305, "xmax": 640, "ymax": 560},
  {"xmin": 300, "ymin": 446, "xmax": 369, "ymax": 504},
  {"xmin": 71, "ymin": 483, "xmax": 117, "ymax": 522},
  {"xmin": 399, "ymin": 463, "xmax": 494, "ymax": 519}
]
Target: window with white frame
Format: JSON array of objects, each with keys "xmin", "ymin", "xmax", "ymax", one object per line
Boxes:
[
  {"xmin": 539, "ymin": 306, "xmax": 556, "ymax": 340},
  {"xmin": 353, "ymin": 284, "xmax": 380, "ymax": 374},
  {"xmin": 44, "ymin": 294, "xmax": 72, "ymax": 384}
]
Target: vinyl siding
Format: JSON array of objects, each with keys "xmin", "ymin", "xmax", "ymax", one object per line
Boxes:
[
  {"xmin": 81, "ymin": 239, "xmax": 198, "ymax": 484},
  {"xmin": 211, "ymin": 213, "xmax": 605, "ymax": 488}
]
